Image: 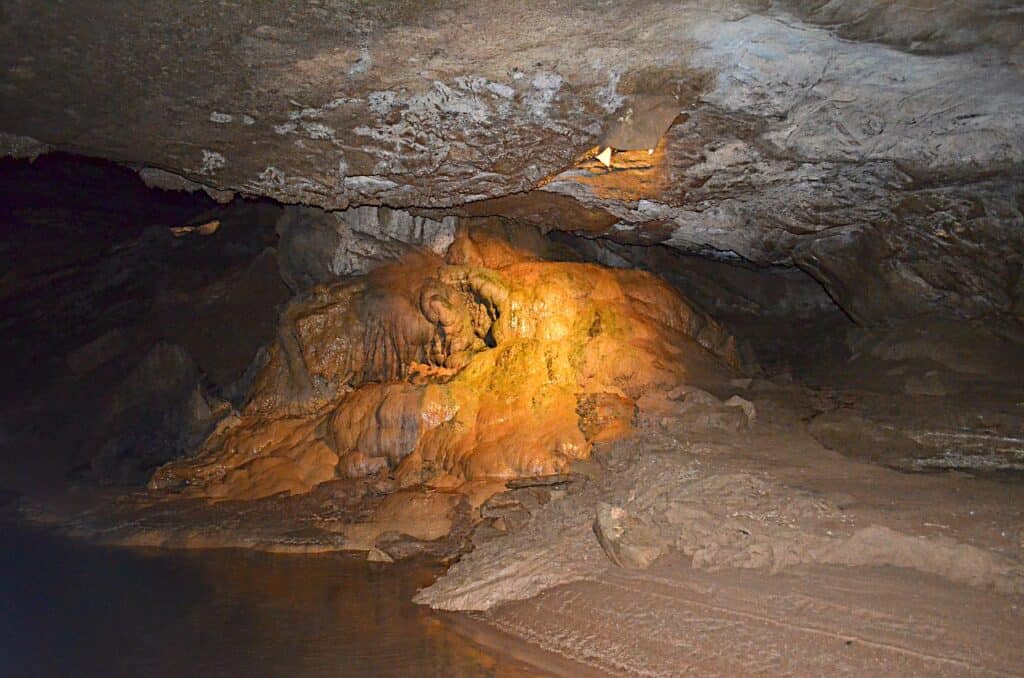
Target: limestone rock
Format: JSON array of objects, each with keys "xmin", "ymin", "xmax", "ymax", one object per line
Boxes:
[
  {"xmin": 3, "ymin": 2, "xmax": 1022, "ymax": 324},
  {"xmin": 849, "ymin": 321, "xmax": 1023, "ymax": 380},
  {"xmin": 92, "ymin": 343, "xmax": 227, "ymax": 484},
  {"xmin": 66, "ymin": 328, "xmax": 132, "ymax": 376},
  {"xmin": 593, "ymin": 503, "xmax": 667, "ymax": 570},
  {"xmin": 723, "ymin": 395, "xmax": 757, "ymax": 424},
  {"xmin": 149, "ymin": 247, "xmax": 290, "ymax": 394},
  {"xmin": 366, "ymin": 547, "xmax": 394, "ymax": 564},
  {"xmin": 642, "ymin": 386, "xmax": 756, "ymax": 435},
  {"xmin": 274, "ymin": 207, "xmax": 343, "ymax": 291},
  {"xmin": 276, "ymin": 205, "xmax": 457, "ymax": 291},
  {"xmin": 808, "ymin": 411, "xmax": 931, "ymax": 465},
  {"xmin": 148, "ymin": 414, "xmax": 338, "ymax": 500},
  {"xmin": 506, "ymin": 473, "xmax": 587, "ymax": 490},
  {"xmin": 576, "ymin": 393, "xmax": 636, "ymax": 443},
  {"xmin": 479, "ymin": 485, "xmax": 563, "ymax": 534}
]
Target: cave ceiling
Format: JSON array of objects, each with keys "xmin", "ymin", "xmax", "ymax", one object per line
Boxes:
[{"xmin": 1, "ymin": 0, "xmax": 1022, "ymax": 324}]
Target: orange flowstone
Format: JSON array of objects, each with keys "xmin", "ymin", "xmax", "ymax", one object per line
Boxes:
[{"xmin": 152, "ymin": 232, "xmax": 738, "ymax": 501}]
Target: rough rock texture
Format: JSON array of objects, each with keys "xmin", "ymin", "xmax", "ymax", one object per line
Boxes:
[
  {"xmin": 557, "ymin": 233, "xmax": 840, "ymax": 320},
  {"xmin": 0, "ymin": 160, "xmax": 295, "ymax": 488},
  {"xmin": 593, "ymin": 503, "xmax": 667, "ymax": 569},
  {"xmin": 415, "ymin": 381, "xmax": 1024, "ymax": 613},
  {"xmin": 481, "ymin": 560, "xmax": 1024, "ymax": 676},
  {"xmin": 276, "ymin": 205, "xmax": 457, "ymax": 290},
  {"xmin": 151, "ymin": 228, "xmax": 740, "ymax": 501},
  {"xmin": 405, "ymin": 361, "xmax": 1024, "ymax": 674},
  {"xmin": 2, "ymin": 1, "xmax": 1021, "ymax": 325}
]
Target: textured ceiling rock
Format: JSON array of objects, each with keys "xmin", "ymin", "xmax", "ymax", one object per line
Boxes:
[
  {"xmin": 276, "ymin": 205, "xmax": 457, "ymax": 290},
  {"xmin": 1, "ymin": 1, "xmax": 1022, "ymax": 323}
]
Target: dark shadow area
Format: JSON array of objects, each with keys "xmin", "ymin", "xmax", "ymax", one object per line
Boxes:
[
  {"xmin": 0, "ymin": 154, "xmax": 289, "ymax": 489},
  {"xmin": 0, "ymin": 519, "xmax": 539, "ymax": 677}
]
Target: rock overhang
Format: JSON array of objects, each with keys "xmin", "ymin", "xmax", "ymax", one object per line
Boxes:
[{"xmin": 1, "ymin": 0, "xmax": 1022, "ymax": 325}]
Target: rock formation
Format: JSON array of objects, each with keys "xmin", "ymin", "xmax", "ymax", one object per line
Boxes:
[
  {"xmin": 152, "ymin": 226, "xmax": 740, "ymax": 500},
  {"xmin": 2, "ymin": 1, "xmax": 1021, "ymax": 328}
]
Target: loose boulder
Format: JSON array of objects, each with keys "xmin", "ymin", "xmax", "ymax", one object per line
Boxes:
[{"xmin": 593, "ymin": 503, "xmax": 667, "ymax": 569}]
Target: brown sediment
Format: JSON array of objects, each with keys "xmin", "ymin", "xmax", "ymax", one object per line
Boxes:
[{"xmin": 412, "ymin": 375, "xmax": 1024, "ymax": 675}]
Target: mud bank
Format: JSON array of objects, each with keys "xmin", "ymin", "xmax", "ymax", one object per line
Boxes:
[{"xmin": 412, "ymin": 378, "xmax": 1024, "ymax": 675}]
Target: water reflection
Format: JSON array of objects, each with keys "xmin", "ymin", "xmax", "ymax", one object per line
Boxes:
[{"xmin": 0, "ymin": 524, "xmax": 539, "ymax": 677}]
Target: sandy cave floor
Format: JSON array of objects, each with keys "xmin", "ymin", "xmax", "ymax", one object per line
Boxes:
[
  {"xmin": 416, "ymin": 376, "xmax": 1024, "ymax": 676},
  {"xmin": 18, "ymin": 371, "xmax": 1024, "ymax": 677}
]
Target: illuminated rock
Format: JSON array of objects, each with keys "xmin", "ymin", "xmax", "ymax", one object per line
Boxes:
[{"xmin": 152, "ymin": 234, "xmax": 740, "ymax": 500}]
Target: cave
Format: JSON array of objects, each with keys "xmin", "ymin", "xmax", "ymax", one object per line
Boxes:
[{"xmin": 2, "ymin": 2, "xmax": 1023, "ymax": 675}]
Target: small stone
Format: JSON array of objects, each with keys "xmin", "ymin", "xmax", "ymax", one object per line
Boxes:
[
  {"xmin": 724, "ymin": 395, "xmax": 757, "ymax": 424},
  {"xmin": 593, "ymin": 503, "xmax": 667, "ymax": 569},
  {"xmin": 366, "ymin": 547, "xmax": 394, "ymax": 563}
]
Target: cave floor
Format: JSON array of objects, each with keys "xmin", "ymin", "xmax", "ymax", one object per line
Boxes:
[
  {"xmin": 416, "ymin": 378, "xmax": 1024, "ymax": 676},
  {"xmin": 20, "ymin": 373, "xmax": 1024, "ymax": 677},
  {"xmin": 480, "ymin": 556, "xmax": 1021, "ymax": 676}
]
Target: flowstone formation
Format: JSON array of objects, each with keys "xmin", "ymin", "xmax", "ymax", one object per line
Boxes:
[{"xmin": 152, "ymin": 230, "xmax": 739, "ymax": 502}]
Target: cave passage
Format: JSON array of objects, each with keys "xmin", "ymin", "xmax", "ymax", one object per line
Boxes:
[
  {"xmin": 3, "ymin": 148, "xmax": 1023, "ymax": 676},
  {"xmin": 2, "ymin": 2, "xmax": 1024, "ymax": 671}
]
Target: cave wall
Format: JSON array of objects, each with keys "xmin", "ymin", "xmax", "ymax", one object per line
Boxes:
[{"xmin": 0, "ymin": 157, "xmax": 293, "ymax": 486}]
